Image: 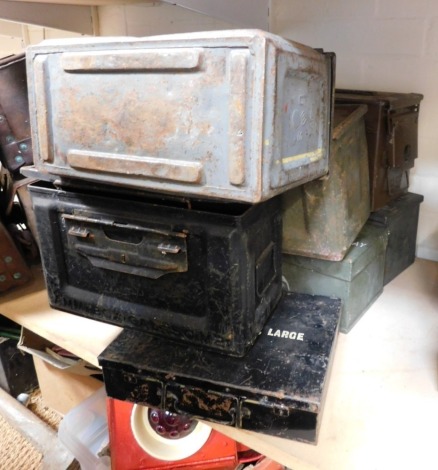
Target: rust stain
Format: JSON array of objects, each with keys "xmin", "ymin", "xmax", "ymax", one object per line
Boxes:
[{"xmin": 180, "ymin": 388, "xmax": 233, "ymax": 414}]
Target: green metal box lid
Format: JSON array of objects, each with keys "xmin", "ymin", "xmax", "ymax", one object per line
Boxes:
[{"xmin": 284, "ymin": 223, "xmax": 388, "ymax": 282}]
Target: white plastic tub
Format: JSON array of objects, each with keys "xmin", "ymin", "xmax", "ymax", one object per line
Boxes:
[{"xmin": 58, "ymin": 386, "xmax": 110, "ymax": 470}]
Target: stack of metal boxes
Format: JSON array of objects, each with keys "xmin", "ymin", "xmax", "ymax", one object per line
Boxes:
[
  {"xmin": 25, "ymin": 30, "xmax": 341, "ymax": 443},
  {"xmin": 283, "ymin": 90, "xmax": 424, "ymax": 333},
  {"xmin": 336, "ymin": 90, "xmax": 424, "ymax": 285}
]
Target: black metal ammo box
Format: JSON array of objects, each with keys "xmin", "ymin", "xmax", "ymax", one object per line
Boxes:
[
  {"xmin": 29, "ymin": 181, "xmax": 283, "ymax": 357},
  {"xmin": 99, "ymin": 292, "xmax": 341, "ymax": 443}
]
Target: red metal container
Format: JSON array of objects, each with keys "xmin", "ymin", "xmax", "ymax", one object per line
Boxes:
[{"xmin": 107, "ymin": 398, "xmax": 260, "ymax": 469}]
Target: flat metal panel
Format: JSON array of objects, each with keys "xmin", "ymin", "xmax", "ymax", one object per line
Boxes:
[{"xmin": 27, "ymin": 30, "xmax": 331, "ymax": 203}]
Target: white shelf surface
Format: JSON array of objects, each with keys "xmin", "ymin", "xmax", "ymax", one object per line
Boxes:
[{"xmin": 0, "ymin": 259, "xmax": 437, "ymax": 469}]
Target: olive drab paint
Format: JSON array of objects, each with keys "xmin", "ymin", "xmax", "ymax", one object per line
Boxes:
[{"xmin": 282, "ymin": 104, "xmax": 370, "ymax": 261}]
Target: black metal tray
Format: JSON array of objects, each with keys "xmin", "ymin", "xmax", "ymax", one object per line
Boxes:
[{"xmin": 99, "ymin": 292, "xmax": 341, "ymax": 443}]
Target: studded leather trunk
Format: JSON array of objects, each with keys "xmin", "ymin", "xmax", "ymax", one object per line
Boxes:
[
  {"xmin": 99, "ymin": 292, "xmax": 341, "ymax": 444},
  {"xmin": 0, "ymin": 53, "xmax": 33, "ymax": 174},
  {"xmin": 0, "ymin": 219, "xmax": 33, "ymax": 293},
  {"xmin": 335, "ymin": 89, "xmax": 423, "ymax": 211},
  {"xmin": 29, "ymin": 181, "xmax": 282, "ymax": 357}
]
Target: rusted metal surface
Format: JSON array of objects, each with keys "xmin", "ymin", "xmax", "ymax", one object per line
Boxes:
[
  {"xmin": 0, "ymin": 53, "xmax": 33, "ymax": 173},
  {"xmin": 282, "ymin": 103, "xmax": 370, "ymax": 261},
  {"xmin": 29, "ymin": 181, "xmax": 282, "ymax": 357},
  {"xmin": 27, "ymin": 30, "xmax": 332, "ymax": 203},
  {"xmin": 167, "ymin": 385, "xmax": 237, "ymax": 424},
  {"xmin": 99, "ymin": 292, "xmax": 341, "ymax": 443},
  {"xmin": 335, "ymin": 89, "xmax": 423, "ymax": 211}
]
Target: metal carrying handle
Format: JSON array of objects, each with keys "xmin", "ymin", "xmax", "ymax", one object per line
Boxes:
[
  {"xmin": 63, "ymin": 214, "xmax": 188, "ymax": 279},
  {"xmin": 386, "ymin": 107, "xmax": 419, "ymax": 169},
  {"xmin": 171, "ymin": 396, "xmax": 236, "ymax": 426},
  {"xmin": 66, "ymin": 150, "xmax": 203, "ymax": 184},
  {"xmin": 166, "ymin": 386, "xmax": 237, "ymax": 426},
  {"xmin": 61, "ymin": 48, "xmax": 203, "ymax": 72}
]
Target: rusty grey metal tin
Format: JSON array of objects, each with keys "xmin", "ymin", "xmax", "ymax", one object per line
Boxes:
[
  {"xmin": 26, "ymin": 30, "xmax": 331, "ymax": 203},
  {"xmin": 282, "ymin": 104, "xmax": 370, "ymax": 261}
]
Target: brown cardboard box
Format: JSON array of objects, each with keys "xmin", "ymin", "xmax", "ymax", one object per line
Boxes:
[{"xmin": 18, "ymin": 328, "xmax": 103, "ymax": 415}]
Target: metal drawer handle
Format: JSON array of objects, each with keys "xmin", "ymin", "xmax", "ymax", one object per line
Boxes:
[
  {"xmin": 63, "ymin": 214, "xmax": 188, "ymax": 279},
  {"xmin": 67, "ymin": 150, "xmax": 203, "ymax": 184},
  {"xmin": 61, "ymin": 48, "xmax": 203, "ymax": 72},
  {"xmin": 158, "ymin": 243, "xmax": 181, "ymax": 254}
]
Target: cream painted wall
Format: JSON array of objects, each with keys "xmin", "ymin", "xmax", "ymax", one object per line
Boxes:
[
  {"xmin": 97, "ymin": 3, "xmax": 235, "ymax": 36},
  {"xmin": 0, "ymin": 20, "xmax": 84, "ymax": 56},
  {"xmin": 270, "ymin": 0, "xmax": 438, "ymax": 261}
]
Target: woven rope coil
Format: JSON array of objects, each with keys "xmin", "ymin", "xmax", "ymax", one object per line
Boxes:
[{"xmin": 0, "ymin": 413, "xmax": 43, "ymax": 470}]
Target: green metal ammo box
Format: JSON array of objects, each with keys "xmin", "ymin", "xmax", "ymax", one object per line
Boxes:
[
  {"xmin": 282, "ymin": 223, "xmax": 388, "ymax": 333},
  {"xmin": 282, "ymin": 104, "xmax": 370, "ymax": 261}
]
